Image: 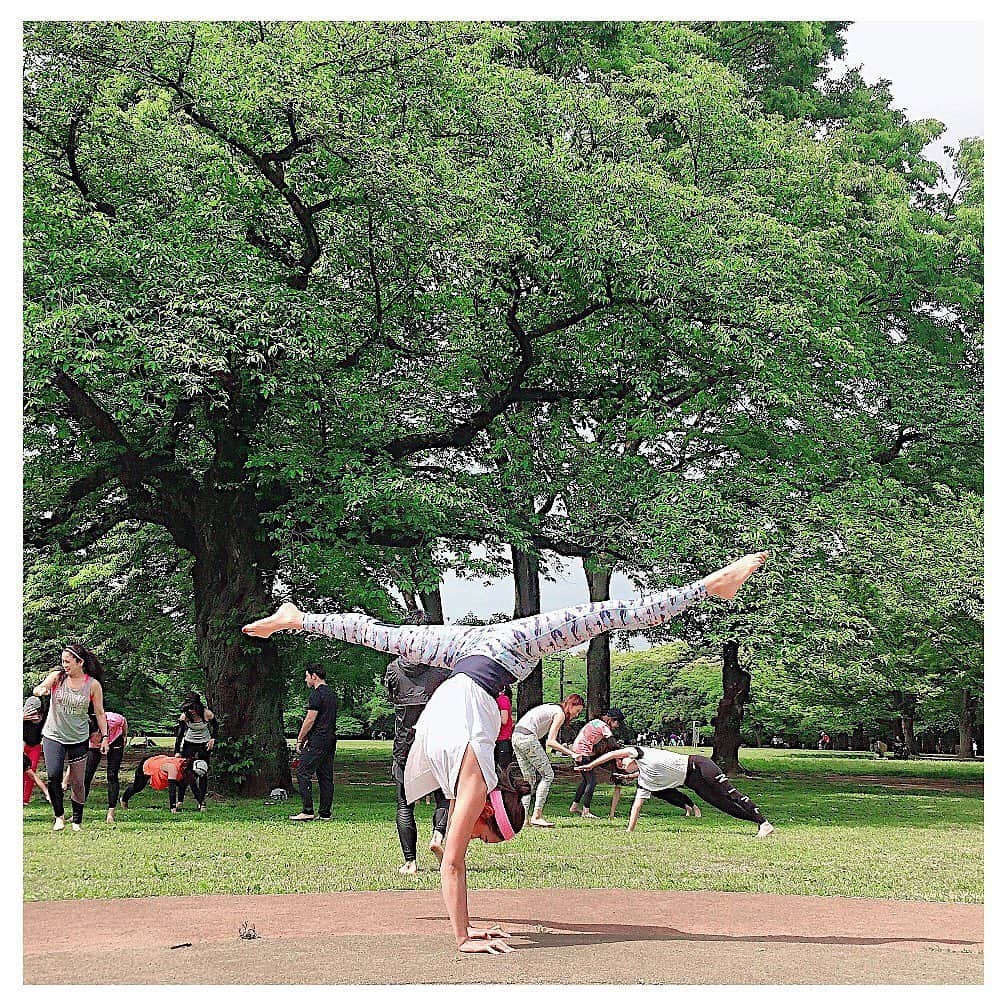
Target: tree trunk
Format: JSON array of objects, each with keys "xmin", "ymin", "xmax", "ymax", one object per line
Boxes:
[
  {"xmin": 712, "ymin": 640, "xmax": 750, "ymax": 774},
  {"xmin": 958, "ymin": 686, "xmax": 977, "ymax": 760},
  {"xmin": 900, "ymin": 712, "xmax": 920, "ymax": 757},
  {"xmin": 191, "ymin": 494, "xmax": 290, "ymax": 796},
  {"xmin": 584, "ymin": 562, "xmax": 613, "ymax": 721},
  {"xmin": 418, "ymin": 586, "xmax": 444, "ymax": 625},
  {"xmin": 851, "ymin": 723, "xmax": 867, "ymax": 751},
  {"xmin": 512, "ymin": 547, "xmax": 542, "ymax": 718}
]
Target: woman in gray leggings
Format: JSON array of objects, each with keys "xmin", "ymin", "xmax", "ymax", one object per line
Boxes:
[{"xmin": 511, "ymin": 695, "xmax": 584, "ymax": 828}]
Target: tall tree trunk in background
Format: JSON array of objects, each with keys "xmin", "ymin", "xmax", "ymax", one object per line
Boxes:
[
  {"xmin": 418, "ymin": 587, "xmax": 444, "ymax": 625},
  {"xmin": 584, "ymin": 561, "xmax": 613, "ymax": 721},
  {"xmin": 192, "ymin": 492, "xmax": 290, "ymax": 795},
  {"xmin": 851, "ymin": 723, "xmax": 867, "ymax": 751},
  {"xmin": 512, "ymin": 546, "xmax": 542, "ymax": 718},
  {"xmin": 958, "ymin": 685, "xmax": 977, "ymax": 759},
  {"xmin": 712, "ymin": 640, "xmax": 749, "ymax": 774},
  {"xmin": 898, "ymin": 693, "xmax": 920, "ymax": 757}
]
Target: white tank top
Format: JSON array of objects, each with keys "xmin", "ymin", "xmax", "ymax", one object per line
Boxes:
[{"xmin": 515, "ymin": 703, "xmax": 564, "ymax": 740}]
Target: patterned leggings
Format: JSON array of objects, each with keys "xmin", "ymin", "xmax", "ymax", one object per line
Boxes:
[
  {"xmin": 512, "ymin": 731, "xmax": 555, "ymax": 817},
  {"xmin": 302, "ymin": 582, "xmax": 708, "ymax": 682}
]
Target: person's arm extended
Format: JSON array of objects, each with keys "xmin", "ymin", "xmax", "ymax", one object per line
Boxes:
[
  {"xmin": 296, "ymin": 710, "xmax": 318, "ymax": 751},
  {"xmin": 575, "ymin": 746, "xmax": 635, "ymax": 773},
  {"xmin": 627, "ymin": 791, "xmax": 646, "ymax": 832},
  {"xmin": 545, "ymin": 713, "xmax": 578, "ymax": 758},
  {"xmin": 33, "ymin": 671, "xmax": 59, "ymax": 697},
  {"xmin": 91, "ymin": 680, "xmax": 109, "ymax": 753}
]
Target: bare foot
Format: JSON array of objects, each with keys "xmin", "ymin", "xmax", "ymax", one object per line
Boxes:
[
  {"xmin": 693, "ymin": 806, "xmax": 702, "ymax": 818},
  {"xmin": 429, "ymin": 831, "xmax": 445, "ymax": 865},
  {"xmin": 106, "ymin": 809, "xmax": 115, "ymax": 824},
  {"xmin": 580, "ymin": 810, "xmax": 599, "ymax": 819},
  {"xmin": 399, "ymin": 860, "xmax": 418, "ymax": 875},
  {"xmin": 569, "ymin": 803, "xmax": 580, "ymax": 815},
  {"xmin": 242, "ymin": 602, "xmax": 304, "ymax": 639},
  {"xmin": 756, "ymin": 821, "xmax": 775, "ymax": 838},
  {"xmin": 529, "ymin": 817, "xmax": 555, "ymax": 828},
  {"xmin": 702, "ymin": 552, "xmax": 770, "ymax": 600}
]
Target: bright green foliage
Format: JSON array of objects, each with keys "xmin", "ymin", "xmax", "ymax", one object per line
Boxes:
[{"xmin": 24, "ymin": 23, "xmax": 981, "ymax": 776}]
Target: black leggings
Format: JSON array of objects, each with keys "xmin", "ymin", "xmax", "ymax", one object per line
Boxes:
[
  {"xmin": 122, "ymin": 764, "xmax": 184, "ymax": 810},
  {"xmin": 652, "ymin": 787, "xmax": 696, "ymax": 810},
  {"xmin": 42, "ymin": 737, "xmax": 88, "ymax": 823},
  {"xmin": 683, "ymin": 755, "xmax": 766, "ymax": 824},
  {"xmin": 176, "ymin": 742, "xmax": 209, "ymax": 805},
  {"xmin": 83, "ymin": 739, "xmax": 125, "ymax": 809},
  {"xmin": 394, "ymin": 776, "xmax": 449, "ymax": 862},
  {"xmin": 573, "ymin": 756, "xmax": 597, "ymax": 808}
]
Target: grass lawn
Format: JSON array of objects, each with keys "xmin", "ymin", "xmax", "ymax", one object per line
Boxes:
[{"xmin": 23, "ymin": 742, "xmax": 983, "ymax": 904}]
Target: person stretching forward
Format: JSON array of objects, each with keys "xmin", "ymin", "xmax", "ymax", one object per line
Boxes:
[{"xmin": 576, "ymin": 744, "xmax": 774, "ymax": 837}]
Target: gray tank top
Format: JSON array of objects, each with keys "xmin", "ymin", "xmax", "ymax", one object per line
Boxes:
[
  {"xmin": 183, "ymin": 719, "xmax": 213, "ymax": 745},
  {"xmin": 42, "ymin": 675, "xmax": 92, "ymax": 744}
]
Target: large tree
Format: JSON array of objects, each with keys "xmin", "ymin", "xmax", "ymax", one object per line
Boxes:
[{"xmin": 25, "ymin": 22, "xmax": 979, "ymax": 791}]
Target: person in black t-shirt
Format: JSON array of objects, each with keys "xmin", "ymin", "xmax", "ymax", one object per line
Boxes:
[
  {"xmin": 23, "ymin": 694, "xmax": 50, "ymax": 806},
  {"xmin": 290, "ymin": 663, "xmax": 338, "ymax": 821}
]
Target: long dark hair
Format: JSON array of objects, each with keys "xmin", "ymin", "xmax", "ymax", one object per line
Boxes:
[
  {"xmin": 59, "ymin": 643, "xmax": 104, "ymax": 688},
  {"xmin": 487, "ymin": 762, "xmax": 532, "ymax": 840}
]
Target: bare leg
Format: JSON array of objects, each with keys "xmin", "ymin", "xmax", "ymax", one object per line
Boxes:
[
  {"xmin": 701, "ymin": 553, "xmax": 770, "ymax": 600},
  {"xmin": 242, "ymin": 602, "xmax": 304, "ymax": 638}
]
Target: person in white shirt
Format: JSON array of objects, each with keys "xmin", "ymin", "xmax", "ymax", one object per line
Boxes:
[
  {"xmin": 576, "ymin": 744, "xmax": 774, "ymax": 837},
  {"xmin": 511, "ymin": 695, "xmax": 584, "ymax": 827}
]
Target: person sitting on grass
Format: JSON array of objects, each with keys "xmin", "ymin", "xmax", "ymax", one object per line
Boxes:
[
  {"xmin": 120, "ymin": 754, "xmax": 204, "ymax": 813},
  {"xmin": 576, "ymin": 744, "xmax": 774, "ymax": 837}
]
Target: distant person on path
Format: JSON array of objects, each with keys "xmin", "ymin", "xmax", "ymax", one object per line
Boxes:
[
  {"xmin": 385, "ymin": 612, "xmax": 451, "ymax": 874},
  {"xmin": 121, "ymin": 754, "xmax": 203, "ymax": 812},
  {"xmin": 33, "ymin": 644, "xmax": 109, "ymax": 832},
  {"xmin": 173, "ymin": 696, "xmax": 217, "ymax": 811},
  {"xmin": 569, "ymin": 709, "xmax": 626, "ymax": 818},
  {"xmin": 83, "ymin": 710, "xmax": 127, "ymax": 823},
  {"xmin": 289, "ymin": 663, "xmax": 338, "ymax": 822},
  {"xmin": 578, "ymin": 744, "xmax": 774, "ymax": 837},
  {"xmin": 243, "ymin": 552, "xmax": 770, "ymax": 954},
  {"xmin": 494, "ymin": 685, "xmax": 515, "ymax": 769},
  {"xmin": 23, "ymin": 694, "xmax": 49, "ymax": 806},
  {"xmin": 511, "ymin": 695, "xmax": 584, "ymax": 827}
]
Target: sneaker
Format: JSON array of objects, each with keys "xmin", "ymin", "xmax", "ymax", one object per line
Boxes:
[
  {"xmin": 53, "ymin": 817, "xmax": 65, "ymax": 832},
  {"xmin": 71, "ymin": 822, "xmax": 81, "ymax": 832}
]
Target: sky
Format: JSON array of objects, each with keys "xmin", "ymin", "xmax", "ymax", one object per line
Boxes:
[{"xmin": 438, "ymin": 20, "xmax": 984, "ymax": 629}]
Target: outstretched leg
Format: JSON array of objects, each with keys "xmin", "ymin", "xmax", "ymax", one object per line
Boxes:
[
  {"xmin": 499, "ymin": 553, "xmax": 769, "ymax": 663},
  {"xmin": 684, "ymin": 755, "xmax": 772, "ymax": 835},
  {"xmin": 243, "ymin": 603, "xmax": 466, "ymax": 669}
]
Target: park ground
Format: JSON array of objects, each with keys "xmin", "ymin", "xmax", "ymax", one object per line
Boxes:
[{"xmin": 24, "ymin": 742, "xmax": 983, "ymax": 983}]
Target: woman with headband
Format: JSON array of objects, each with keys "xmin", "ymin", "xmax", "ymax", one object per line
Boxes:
[
  {"xmin": 243, "ymin": 552, "xmax": 769, "ymax": 953},
  {"xmin": 33, "ymin": 643, "xmax": 109, "ymax": 832}
]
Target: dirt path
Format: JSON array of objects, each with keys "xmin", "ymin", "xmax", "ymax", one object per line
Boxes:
[{"xmin": 24, "ymin": 888, "xmax": 982, "ymax": 984}]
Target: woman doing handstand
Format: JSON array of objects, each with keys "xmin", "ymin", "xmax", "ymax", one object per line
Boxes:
[{"xmin": 243, "ymin": 552, "xmax": 769, "ymax": 953}]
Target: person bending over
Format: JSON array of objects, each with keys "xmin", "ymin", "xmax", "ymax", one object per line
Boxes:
[
  {"xmin": 568, "ymin": 708, "xmax": 626, "ymax": 819},
  {"xmin": 174, "ymin": 696, "xmax": 217, "ymax": 811},
  {"xmin": 511, "ymin": 695, "xmax": 584, "ymax": 827},
  {"xmin": 121, "ymin": 754, "xmax": 203, "ymax": 813},
  {"xmin": 577, "ymin": 744, "xmax": 774, "ymax": 837},
  {"xmin": 83, "ymin": 711, "xmax": 127, "ymax": 823}
]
